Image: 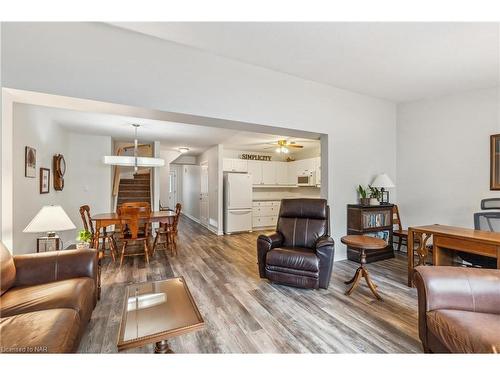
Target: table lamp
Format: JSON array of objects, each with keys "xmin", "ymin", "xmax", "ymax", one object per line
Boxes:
[
  {"xmin": 370, "ymin": 173, "xmax": 395, "ymax": 205},
  {"xmin": 23, "ymin": 205, "xmax": 76, "ymax": 252}
]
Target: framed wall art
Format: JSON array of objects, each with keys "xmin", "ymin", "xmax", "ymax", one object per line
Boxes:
[
  {"xmin": 40, "ymin": 168, "xmax": 50, "ymax": 194},
  {"xmin": 25, "ymin": 146, "xmax": 36, "ymax": 178}
]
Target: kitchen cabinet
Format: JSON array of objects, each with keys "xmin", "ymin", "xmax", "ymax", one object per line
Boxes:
[
  {"xmin": 276, "ymin": 161, "xmax": 289, "ymax": 185},
  {"xmin": 247, "ymin": 160, "xmax": 263, "ymax": 185},
  {"xmin": 262, "ymin": 162, "xmax": 276, "ymax": 185},
  {"xmin": 253, "ymin": 200, "xmax": 280, "ymax": 228},
  {"xmin": 248, "ymin": 160, "xmax": 277, "ymax": 185},
  {"xmin": 223, "ymin": 158, "xmax": 248, "ymax": 173},
  {"xmin": 287, "ymin": 161, "xmax": 297, "ymax": 185}
]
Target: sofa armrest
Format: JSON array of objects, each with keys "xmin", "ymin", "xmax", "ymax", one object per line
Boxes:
[
  {"xmin": 414, "ymin": 266, "xmax": 500, "ymax": 314},
  {"xmin": 14, "ymin": 249, "xmax": 98, "ymax": 287},
  {"xmin": 257, "ymin": 232, "xmax": 283, "ymax": 278},
  {"xmin": 315, "ymin": 236, "xmax": 335, "ymax": 289}
]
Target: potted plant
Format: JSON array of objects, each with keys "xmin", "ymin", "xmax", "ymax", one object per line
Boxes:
[
  {"xmin": 357, "ymin": 185, "xmax": 370, "ymax": 206},
  {"xmin": 76, "ymin": 230, "xmax": 92, "ymax": 249},
  {"xmin": 368, "ymin": 185, "xmax": 381, "ymax": 206}
]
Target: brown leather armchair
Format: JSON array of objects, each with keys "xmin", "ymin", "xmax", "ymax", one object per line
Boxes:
[
  {"xmin": 414, "ymin": 266, "xmax": 500, "ymax": 353},
  {"xmin": 257, "ymin": 199, "xmax": 334, "ymax": 289},
  {"xmin": 0, "ymin": 242, "xmax": 98, "ymax": 353}
]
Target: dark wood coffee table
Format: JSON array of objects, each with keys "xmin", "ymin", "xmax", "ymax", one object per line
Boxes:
[
  {"xmin": 341, "ymin": 235, "xmax": 387, "ymax": 300},
  {"xmin": 117, "ymin": 276, "xmax": 205, "ymax": 353}
]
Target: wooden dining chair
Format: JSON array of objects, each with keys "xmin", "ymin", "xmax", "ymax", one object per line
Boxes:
[
  {"xmin": 118, "ymin": 206, "xmax": 151, "ymax": 266},
  {"xmin": 152, "ymin": 203, "xmax": 181, "ymax": 256},
  {"xmin": 79, "ymin": 205, "xmax": 117, "ymax": 261},
  {"xmin": 392, "ymin": 205, "xmax": 407, "ymax": 252},
  {"xmin": 393, "ymin": 204, "xmax": 433, "ymax": 266},
  {"xmin": 119, "ymin": 201, "xmax": 152, "ymax": 236}
]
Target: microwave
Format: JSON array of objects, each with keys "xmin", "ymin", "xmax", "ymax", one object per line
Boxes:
[{"xmin": 297, "ymin": 171, "xmax": 316, "ymax": 186}]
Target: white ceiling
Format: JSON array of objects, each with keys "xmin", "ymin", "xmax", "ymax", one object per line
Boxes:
[
  {"xmin": 22, "ymin": 104, "xmax": 319, "ymax": 156},
  {"xmin": 111, "ymin": 22, "xmax": 499, "ymax": 102}
]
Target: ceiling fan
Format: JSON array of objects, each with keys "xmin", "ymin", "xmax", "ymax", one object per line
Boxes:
[{"xmin": 265, "ymin": 139, "xmax": 304, "ymax": 154}]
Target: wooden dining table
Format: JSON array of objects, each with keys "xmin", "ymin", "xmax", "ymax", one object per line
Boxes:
[
  {"xmin": 90, "ymin": 210, "xmax": 176, "ymax": 299},
  {"xmin": 91, "ymin": 210, "xmax": 177, "ymax": 248}
]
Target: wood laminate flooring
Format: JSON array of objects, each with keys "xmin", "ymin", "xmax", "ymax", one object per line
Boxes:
[{"xmin": 78, "ymin": 216, "xmax": 421, "ymax": 353}]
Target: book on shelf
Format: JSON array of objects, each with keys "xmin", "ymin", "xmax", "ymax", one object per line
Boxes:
[
  {"xmin": 365, "ymin": 230, "xmax": 390, "ymax": 243},
  {"xmin": 362, "ymin": 212, "xmax": 390, "ymax": 229}
]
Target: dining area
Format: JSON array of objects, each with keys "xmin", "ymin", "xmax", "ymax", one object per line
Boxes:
[{"xmin": 79, "ymin": 202, "xmax": 182, "ymax": 298}]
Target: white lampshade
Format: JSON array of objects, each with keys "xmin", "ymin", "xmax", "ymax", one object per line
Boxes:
[
  {"xmin": 371, "ymin": 173, "xmax": 395, "ymax": 188},
  {"xmin": 23, "ymin": 205, "xmax": 76, "ymax": 233},
  {"xmin": 103, "ymin": 155, "xmax": 165, "ymax": 168}
]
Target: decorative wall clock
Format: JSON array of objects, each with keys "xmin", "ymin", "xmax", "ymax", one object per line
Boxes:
[{"xmin": 53, "ymin": 154, "xmax": 66, "ymax": 191}]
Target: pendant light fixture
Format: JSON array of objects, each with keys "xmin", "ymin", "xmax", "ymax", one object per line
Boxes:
[{"xmin": 103, "ymin": 124, "xmax": 165, "ymax": 172}]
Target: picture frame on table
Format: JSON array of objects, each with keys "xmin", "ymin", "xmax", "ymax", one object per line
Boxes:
[{"xmin": 40, "ymin": 168, "xmax": 50, "ymax": 194}]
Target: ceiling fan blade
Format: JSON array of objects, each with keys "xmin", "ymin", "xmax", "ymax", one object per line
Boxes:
[{"xmin": 288, "ymin": 145, "xmax": 304, "ymax": 148}]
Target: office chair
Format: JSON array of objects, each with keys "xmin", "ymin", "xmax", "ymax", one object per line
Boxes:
[{"xmin": 458, "ymin": 198, "xmax": 500, "ymax": 268}]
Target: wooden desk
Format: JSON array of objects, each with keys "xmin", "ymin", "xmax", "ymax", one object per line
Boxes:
[{"xmin": 407, "ymin": 224, "xmax": 500, "ymax": 286}]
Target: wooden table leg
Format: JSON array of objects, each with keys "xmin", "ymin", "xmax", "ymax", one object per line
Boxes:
[
  {"xmin": 344, "ymin": 248, "xmax": 382, "ymax": 300},
  {"xmin": 155, "ymin": 340, "xmax": 174, "ymax": 354},
  {"xmin": 407, "ymin": 228, "xmax": 414, "ymax": 287},
  {"xmin": 94, "ymin": 220, "xmax": 102, "ymax": 300}
]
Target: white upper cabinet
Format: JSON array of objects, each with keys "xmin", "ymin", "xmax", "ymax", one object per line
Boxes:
[
  {"xmin": 247, "ymin": 160, "xmax": 263, "ymax": 185},
  {"xmin": 275, "ymin": 161, "xmax": 289, "ymax": 185},
  {"xmin": 223, "ymin": 158, "xmax": 248, "ymax": 173},
  {"xmin": 287, "ymin": 161, "xmax": 297, "ymax": 185},
  {"xmin": 233, "ymin": 159, "xmax": 248, "ymax": 172},
  {"xmin": 262, "ymin": 162, "xmax": 277, "ymax": 185},
  {"xmin": 235, "ymin": 158, "xmax": 319, "ymax": 187}
]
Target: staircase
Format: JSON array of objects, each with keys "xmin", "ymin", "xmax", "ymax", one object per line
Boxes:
[{"xmin": 117, "ymin": 172, "xmax": 151, "ymax": 207}]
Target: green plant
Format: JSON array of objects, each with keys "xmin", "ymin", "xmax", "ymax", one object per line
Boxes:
[
  {"xmin": 76, "ymin": 230, "xmax": 92, "ymax": 243},
  {"xmin": 357, "ymin": 185, "xmax": 368, "ymax": 199},
  {"xmin": 368, "ymin": 185, "xmax": 381, "ymax": 199}
]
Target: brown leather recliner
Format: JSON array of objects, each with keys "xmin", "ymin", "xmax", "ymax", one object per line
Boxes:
[
  {"xmin": 257, "ymin": 199, "xmax": 334, "ymax": 289},
  {"xmin": 0, "ymin": 241, "xmax": 97, "ymax": 353},
  {"xmin": 414, "ymin": 266, "xmax": 500, "ymax": 353}
]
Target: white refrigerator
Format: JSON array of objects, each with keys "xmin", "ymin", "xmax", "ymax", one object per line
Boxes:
[{"xmin": 223, "ymin": 173, "xmax": 253, "ymax": 234}]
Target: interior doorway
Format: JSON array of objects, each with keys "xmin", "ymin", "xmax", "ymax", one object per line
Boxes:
[
  {"xmin": 167, "ymin": 169, "xmax": 178, "ymax": 209},
  {"xmin": 200, "ymin": 161, "xmax": 209, "ymax": 228}
]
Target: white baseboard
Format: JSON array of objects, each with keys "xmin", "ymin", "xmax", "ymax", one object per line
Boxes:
[{"xmin": 181, "ymin": 212, "xmax": 200, "ymax": 224}]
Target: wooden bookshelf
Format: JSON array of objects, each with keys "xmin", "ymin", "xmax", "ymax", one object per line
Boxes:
[{"xmin": 346, "ymin": 204, "xmax": 395, "ymax": 263}]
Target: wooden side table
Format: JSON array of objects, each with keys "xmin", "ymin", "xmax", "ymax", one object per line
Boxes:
[{"xmin": 341, "ymin": 235, "xmax": 387, "ymax": 300}]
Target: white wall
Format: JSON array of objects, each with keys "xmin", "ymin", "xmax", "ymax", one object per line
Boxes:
[
  {"xmin": 64, "ymin": 132, "xmax": 113, "ymax": 241},
  {"xmin": 2, "ymin": 22, "xmax": 397, "ymax": 260},
  {"xmin": 158, "ymin": 149, "xmax": 184, "ymax": 206},
  {"xmin": 397, "ymin": 87, "xmax": 500, "ymax": 229},
  {"xmin": 181, "ymin": 164, "xmax": 201, "ymax": 222},
  {"xmin": 12, "ymin": 104, "xmax": 112, "ymax": 254},
  {"xmin": 199, "ymin": 145, "xmax": 223, "ymax": 234}
]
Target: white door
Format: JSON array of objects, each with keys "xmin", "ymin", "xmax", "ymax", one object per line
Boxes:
[
  {"xmin": 262, "ymin": 162, "xmax": 276, "ymax": 185},
  {"xmin": 167, "ymin": 170, "xmax": 177, "ymax": 208},
  {"xmin": 227, "ymin": 173, "xmax": 252, "ymax": 209},
  {"xmin": 247, "ymin": 161, "xmax": 262, "ymax": 185},
  {"xmin": 200, "ymin": 162, "xmax": 209, "ymax": 228}
]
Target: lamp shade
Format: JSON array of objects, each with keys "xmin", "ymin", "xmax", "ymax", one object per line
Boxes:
[
  {"xmin": 102, "ymin": 155, "xmax": 165, "ymax": 168},
  {"xmin": 23, "ymin": 205, "xmax": 76, "ymax": 233},
  {"xmin": 371, "ymin": 173, "xmax": 395, "ymax": 188}
]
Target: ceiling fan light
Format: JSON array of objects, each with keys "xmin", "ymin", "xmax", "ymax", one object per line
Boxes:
[{"xmin": 179, "ymin": 147, "xmax": 189, "ymax": 154}]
